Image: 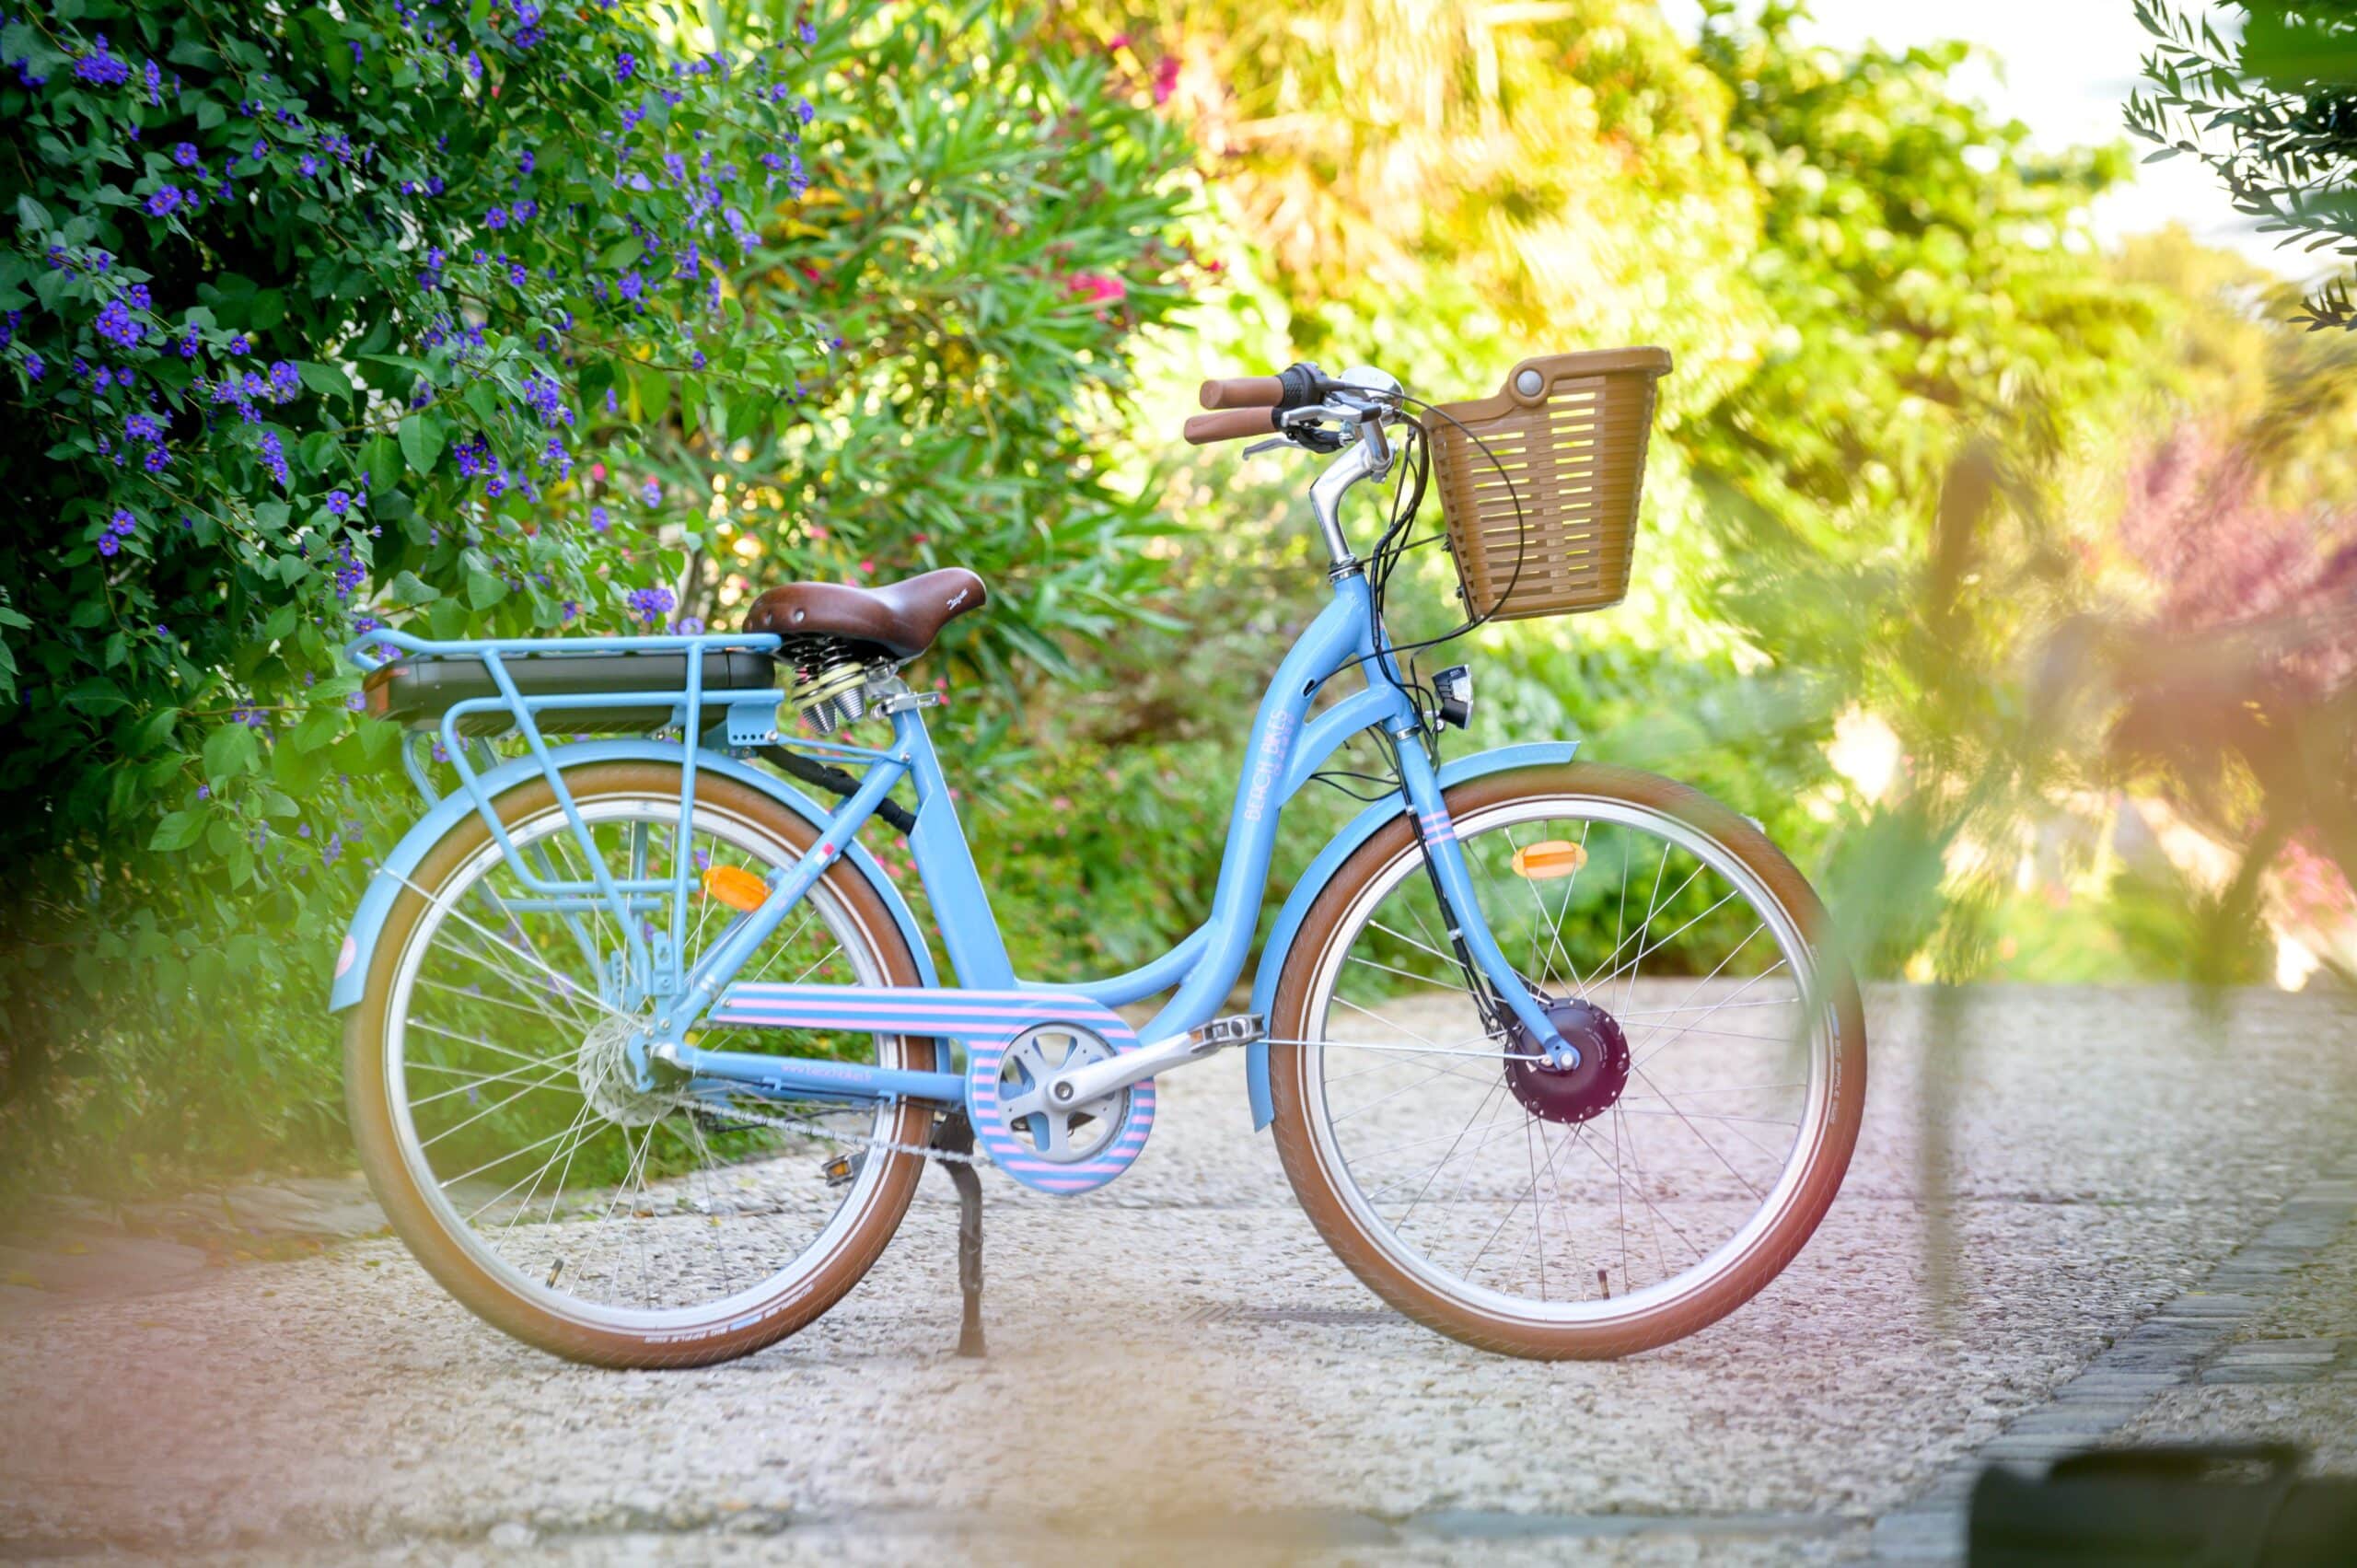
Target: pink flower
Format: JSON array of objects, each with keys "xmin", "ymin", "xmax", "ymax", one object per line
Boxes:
[
  {"xmin": 590, "ymin": 461, "xmax": 607, "ymax": 482},
  {"xmin": 857, "ymin": 559, "xmax": 875, "ymax": 575},
  {"xmin": 1062, "ymin": 272, "xmax": 1126, "ymax": 305},
  {"xmin": 1108, "ymin": 32, "xmax": 1130, "ymax": 50},
  {"xmin": 1153, "ymin": 56, "xmax": 1178, "ymax": 105}
]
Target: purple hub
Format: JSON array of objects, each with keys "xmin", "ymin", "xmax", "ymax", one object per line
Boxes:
[{"xmin": 1503, "ymin": 995, "xmax": 1631, "ymax": 1126}]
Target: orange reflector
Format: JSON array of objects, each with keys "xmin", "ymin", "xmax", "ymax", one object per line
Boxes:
[
  {"xmin": 1512, "ymin": 840, "xmax": 1586, "ymax": 880},
  {"xmin": 702, "ymin": 865, "xmax": 770, "ymax": 912}
]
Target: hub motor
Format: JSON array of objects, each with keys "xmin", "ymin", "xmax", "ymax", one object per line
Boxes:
[{"xmin": 1501, "ymin": 995, "xmax": 1631, "ymax": 1126}]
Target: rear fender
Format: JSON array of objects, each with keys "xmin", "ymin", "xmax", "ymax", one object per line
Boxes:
[
  {"xmin": 328, "ymin": 740, "xmax": 938, "ymax": 1019},
  {"xmin": 1243, "ymin": 741, "xmax": 1578, "ymax": 1129}
]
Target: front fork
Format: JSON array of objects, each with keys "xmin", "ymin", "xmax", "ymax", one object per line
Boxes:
[{"xmin": 1391, "ymin": 736, "xmax": 1580, "ymax": 1069}]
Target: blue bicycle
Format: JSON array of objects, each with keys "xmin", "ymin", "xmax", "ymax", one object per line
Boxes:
[{"xmin": 335, "ymin": 353, "xmax": 1865, "ymax": 1366}]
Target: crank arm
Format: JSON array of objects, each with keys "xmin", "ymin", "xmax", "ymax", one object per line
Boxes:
[{"xmin": 1047, "ymin": 1013, "xmax": 1264, "ymax": 1109}]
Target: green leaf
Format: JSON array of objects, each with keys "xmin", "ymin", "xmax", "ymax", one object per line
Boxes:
[
  {"xmin": 63, "ymin": 677, "xmax": 129, "ymax": 714},
  {"xmin": 148, "ymin": 810, "xmax": 204, "ymax": 853},
  {"xmin": 293, "ymin": 708, "xmax": 345, "ymax": 752},
  {"xmin": 296, "ymin": 361, "xmax": 351, "ymax": 400},
  {"xmin": 385, "ymin": 569, "xmax": 440, "ymax": 606},
  {"xmin": 363, "ymin": 435, "xmax": 402, "ymax": 494},
  {"xmin": 16, "ymin": 194, "xmax": 51, "ymax": 232},
  {"xmin": 465, "ymin": 567, "xmax": 508, "ymax": 610},
  {"xmin": 202, "ymin": 723, "xmax": 261, "ymax": 782},
  {"xmin": 398, "ymin": 412, "xmax": 445, "ymax": 475}
]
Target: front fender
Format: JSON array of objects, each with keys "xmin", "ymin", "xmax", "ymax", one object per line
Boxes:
[
  {"xmin": 328, "ymin": 740, "xmax": 937, "ymax": 1013},
  {"xmin": 1243, "ymin": 741, "xmax": 1578, "ymax": 1129}
]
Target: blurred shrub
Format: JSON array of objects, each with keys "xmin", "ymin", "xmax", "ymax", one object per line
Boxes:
[{"xmin": 0, "ymin": 0, "xmax": 1192, "ymax": 1192}]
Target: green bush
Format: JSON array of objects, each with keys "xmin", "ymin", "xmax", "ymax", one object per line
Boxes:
[{"xmin": 0, "ymin": 0, "xmax": 1193, "ymax": 1192}]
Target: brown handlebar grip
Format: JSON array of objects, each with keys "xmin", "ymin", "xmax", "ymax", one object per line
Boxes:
[
  {"xmin": 1198, "ymin": 375, "xmax": 1283, "ymax": 410},
  {"xmin": 1183, "ymin": 407, "xmax": 1281, "ymax": 445}
]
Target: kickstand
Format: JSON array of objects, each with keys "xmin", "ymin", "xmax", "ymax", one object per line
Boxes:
[{"xmin": 931, "ymin": 1109, "xmax": 986, "ymax": 1358}]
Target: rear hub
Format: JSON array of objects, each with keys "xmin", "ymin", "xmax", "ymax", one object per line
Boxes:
[{"xmin": 1502, "ymin": 996, "xmax": 1631, "ymax": 1126}]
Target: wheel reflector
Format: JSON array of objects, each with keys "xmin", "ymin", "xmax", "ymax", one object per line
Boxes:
[
  {"xmin": 702, "ymin": 865, "xmax": 770, "ymax": 910},
  {"xmin": 1511, "ymin": 839, "xmax": 1586, "ymax": 879}
]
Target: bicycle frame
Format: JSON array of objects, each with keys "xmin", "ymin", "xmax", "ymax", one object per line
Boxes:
[{"xmin": 339, "ymin": 429, "xmax": 1576, "ymax": 1121}]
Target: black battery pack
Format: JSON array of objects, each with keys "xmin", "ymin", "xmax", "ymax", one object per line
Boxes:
[{"xmin": 361, "ymin": 648, "xmax": 778, "ymax": 737}]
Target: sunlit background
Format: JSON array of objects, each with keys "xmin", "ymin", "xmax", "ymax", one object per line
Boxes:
[{"xmin": 2, "ymin": 0, "xmax": 2351, "ymax": 1202}]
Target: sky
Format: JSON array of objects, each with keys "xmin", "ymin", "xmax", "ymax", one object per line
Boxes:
[{"xmin": 1655, "ymin": 0, "xmax": 2324, "ymax": 284}]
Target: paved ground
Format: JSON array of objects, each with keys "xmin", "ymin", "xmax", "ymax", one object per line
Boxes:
[{"xmin": 2, "ymin": 982, "xmax": 2353, "ymax": 1565}]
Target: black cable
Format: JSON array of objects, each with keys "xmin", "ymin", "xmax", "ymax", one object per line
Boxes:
[
  {"xmin": 757, "ymin": 744, "xmax": 919, "ymax": 836},
  {"xmin": 1306, "ymin": 768, "xmax": 1405, "ymax": 804},
  {"xmin": 1310, "ymin": 390, "xmax": 1533, "ymax": 699}
]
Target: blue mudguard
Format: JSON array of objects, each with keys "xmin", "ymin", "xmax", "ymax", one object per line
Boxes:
[
  {"xmin": 1242, "ymin": 741, "xmax": 1579, "ymax": 1129},
  {"xmin": 328, "ymin": 739, "xmax": 938, "ymax": 1014}
]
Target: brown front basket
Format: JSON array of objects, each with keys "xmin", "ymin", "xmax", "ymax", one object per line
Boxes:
[{"xmin": 1425, "ymin": 346, "xmax": 1672, "ymax": 621}]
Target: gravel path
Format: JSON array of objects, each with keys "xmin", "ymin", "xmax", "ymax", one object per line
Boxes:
[{"xmin": 2, "ymin": 982, "xmax": 2352, "ymax": 1565}]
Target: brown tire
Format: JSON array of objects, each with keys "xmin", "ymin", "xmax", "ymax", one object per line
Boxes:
[
  {"xmin": 1268, "ymin": 762, "xmax": 1865, "ymax": 1359},
  {"xmin": 345, "ymin": 761, "xmax": 935, "ymax": 1368}
]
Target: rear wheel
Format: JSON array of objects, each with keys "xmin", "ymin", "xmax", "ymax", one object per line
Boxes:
[
  {"xmin": 1268, "ymin": 763, "xmax": 1865, "ymax": 1359},
  {"xmin": 345, "ymin": 762, "xmax": 936, "ymax": 1368}
]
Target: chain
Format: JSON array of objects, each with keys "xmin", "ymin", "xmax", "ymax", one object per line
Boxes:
[{"xmin": 697, "ymin": 1095, "xmax": 993, "ymax": 1168}]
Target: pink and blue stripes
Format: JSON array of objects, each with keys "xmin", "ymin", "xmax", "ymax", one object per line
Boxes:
[{"xmin": 708, "ymin": 983, "xmax": 1156, "ymax": 1196}]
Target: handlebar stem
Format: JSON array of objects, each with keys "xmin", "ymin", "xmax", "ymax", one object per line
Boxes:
[{"xmin": 1307, "ymin": 416, "xmax": 1391, "ymax": 575}]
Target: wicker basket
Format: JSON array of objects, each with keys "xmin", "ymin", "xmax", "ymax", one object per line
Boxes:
[{"xmin": 1425, "ymin": 346, "xmax": 1672, "ymax": 621}]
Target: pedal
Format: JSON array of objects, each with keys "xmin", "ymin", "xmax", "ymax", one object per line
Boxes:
[
  {"xmin": 1189, "ymin": 1013, "xmax": 1266, "ymax": 1051},
  {"xmin": 819, "ymin": 1151, "xmax": 866, "ymax": 1189}
]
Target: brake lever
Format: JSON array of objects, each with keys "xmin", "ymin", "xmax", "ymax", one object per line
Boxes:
[{"xmin": 1241, "ymin": 436, "xmax": 1291, "ymax": 459}]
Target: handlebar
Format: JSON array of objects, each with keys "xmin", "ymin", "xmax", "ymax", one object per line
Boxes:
[
  {"xmin": 1182, "ymin": 406, "xmax": 1281, "ymax": 445},
  {"xmin": 1197, "ymin": 375, "xmax": 1283, "ymax": 410},
  {"xmin": 1183, "ymin": 361, "xmax": 1405, "ymax": 446}
]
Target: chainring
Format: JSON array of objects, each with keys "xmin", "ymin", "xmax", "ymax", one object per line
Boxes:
[{"xmin": 966, "ymin": 1017, "xmax": 1155, "ymax": 1195}]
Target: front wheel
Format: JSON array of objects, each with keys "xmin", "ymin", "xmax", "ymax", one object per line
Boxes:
[{"xmin": 1268, "ymin": 762, "xmax": 1865, "ymax": 1359}]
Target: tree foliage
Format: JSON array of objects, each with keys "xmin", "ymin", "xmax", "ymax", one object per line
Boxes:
[
  {"xmin": 2128, "ymin": 0, "xmax": 2357, "ymax": 330},
  {"xmin": 0, "ymin": 0, "xmax": 1191, "ymax": 1188}
]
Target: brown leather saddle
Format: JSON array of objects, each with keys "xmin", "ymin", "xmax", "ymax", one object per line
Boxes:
[{"xmin": 743, "ymin": 567, "xmax": 986, "ymax": 660}]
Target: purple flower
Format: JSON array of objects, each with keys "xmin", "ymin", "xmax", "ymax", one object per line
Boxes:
[
  {"xmin": 98, "ymin": 535, "xmax": 120, "ymax": 557},
  {"xmin": 298, "ymin": 153, "xmax": 319, "ymax": 179},
  {"xmin": 520, "ymin": 372, "xmax": 568, "ymax": 427},
  {"xmin": 590, "ymin": 505, "xmax": 610, "ymax": 533},
  {"xmin": 485, "ymin": 205, "xmax": 508, "ymax": 230},
  {"xmin": 624, "ymin": 585, "xmax": 675, "ymax": 626},
  {"xmin": 171, "ymin": 142, "xmax": 200, "ymax": 168},
  {"xmin": 24, "ymin": 354, "xmax": 42, "ymax": 381},
  {"xmin": 258, "ymin": 428, "xmax": 289, "ymax": 488},
  {"xmin": 326, "ymin": 489, "xmax": 352, "ymax": 515},
  {"xmin": 144, "ymin": 185, "xmax": 186, "ymax": 217},
  {"xmin": 73, "ymin": 34, "xmax": 130, "ymax": 87},
  {"xmin": 641, "ymin": 478, "xmax": 660, "ymax": 506},
  {"xmin": 227, "ymin": 333, "xmax": 250, "ymax": 354},
  {"xmin": 617, "ymin": 51, "xmax": 638, "ymax": 81},
  {"xmin": 94, "ymin": 299, "xmax": 145, "ymax": 350},
  {"xmin": 249, "ymin": 140, "xmax": 268, "ymax": 163}
]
